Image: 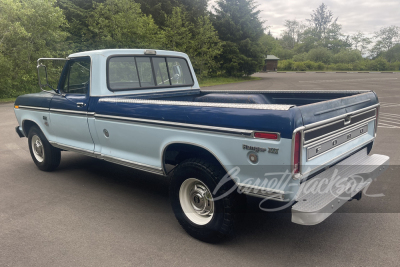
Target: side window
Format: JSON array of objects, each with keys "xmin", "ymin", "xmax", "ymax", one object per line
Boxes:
[
  {"xmin": 109, "ymin": 57, "xmax": 140, "ymax": 90},
  {"xmin": 62, "ymin": 58, "xmax": 90, "ymax": 94},
  {"xmin": 153, "ymin": 57, "xmax": 171, "ymax": 86},
  {"xmin": 136, "ymin": 57, "xmax": 155, "ymax": 87},
  {"xmin": 167, "ymin": 58, "xmax": 193, "ymax": 85}
]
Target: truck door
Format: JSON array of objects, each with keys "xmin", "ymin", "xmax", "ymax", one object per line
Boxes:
[{"xmin": 49, "ymin": 57, "xmax": 94, "ymax": 152}]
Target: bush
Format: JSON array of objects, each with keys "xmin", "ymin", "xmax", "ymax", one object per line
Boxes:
[
  {"xmin": 292, "ymin": 53, "xmax": 308, "ymax": 62},
  {"xmin": 370, "ymin": 58, "xmax": 388, "ymax": 71},
  {"xmin": 389, "ymin": 61, "xmax": 400, "ymax": 71},
  {"xmin": 307, "ymin": 47, "xmax": 333, "ymax": 64},
  {"xmin": 316, "ymin": 62, "xmax": 325, "ymax": 70},
  {"xmin": 332, "ymin": 50, "xmax": 363, "ymax": 64},
  {"xmin": 334, "ymin": 63, "xmax": 352, "ymax": 71},
  {"xmin": 304, "ymin": 61, "xmax": 317, "ymax": 70},
  {"xmin": 293, "ymin": 62, "xmax": 307, "ymax": 71},
  {"xmin": 277, "ymin": 60, "xmax": 294, "ymax": 71}
]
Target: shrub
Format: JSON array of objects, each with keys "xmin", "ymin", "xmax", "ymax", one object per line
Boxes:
[
  {"xmin": 304, "ymin": 61, "xmax": 317, "ymax": 70},
  {"xmin": 307, "ymin": 47, "xmax": 333, "ymax": 64},
  {"xmin": 316, "ymin": 62, "xmax": 325, "ymax": 70},
  {"xmin": 370, "ymin": 58, "xmax": 388, "ymax": 71},
  {"xmin": 292, "ymin": 53, "xmax": 308, "ymax": 62},
  {"xmin": 293, "ymin": 62, "xmax": 306, "ymax": 71},
  {"xmin": 278, "ymin": 60, "xmax": 294, "ymax": 71},
  {"xmin": 332, "ymin": 50, "xmax": 363, "ymax": 64},
  {"xmin": 334, "ymin": 63, "xmax": 352, "ymax": 71}
]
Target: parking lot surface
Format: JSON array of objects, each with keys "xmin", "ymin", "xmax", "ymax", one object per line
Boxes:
[{"xmin": 1, "ymin": 73, "xmax": 399, "ymax": 266}]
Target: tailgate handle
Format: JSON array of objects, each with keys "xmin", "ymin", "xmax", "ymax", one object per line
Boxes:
[{"xmin": 344, "ymin": 115, "xmax": 351, "ymax": 125}]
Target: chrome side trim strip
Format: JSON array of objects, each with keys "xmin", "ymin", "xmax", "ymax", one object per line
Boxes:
[
  {"xmin": 49, "ymin": 142, "xmax": 164, "ymax": 176},
  {"xmin": 50, "ymin": 142, "xmax": 95, "ymax": 157},
  {"xmin": 98, "ymin": 98, "xmax": 294, "ymax": 110},
  {"xmin": 102, "ymin": 155, "xmax": 164, "ymax": 176},
  {"xmin": 202, "ymin": 90, "xmax": 371, "ymax": 94},
  {"xmin": 50, "ymin": 108, "xmax": 89, "ymax": 116},
  {"xmin": 19, "ymin": 106, "xmax": 49, "ymax": 111},
  {"xmin": 18, "ymin": 106, "xmax": 275, "ymax": 138},
  {"xmin": 90, "ymin": 88, "xmax": 200, "ymax": 98},
  {"xmin": 95, "ymin": 114, "xmax": 254, "ymax": 137}
]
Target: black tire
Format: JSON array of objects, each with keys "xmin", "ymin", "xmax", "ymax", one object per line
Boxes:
[
  {"xmin": 169, "ymin": 158, "xmax": 243, "ymax": 243},
  {"xmin": 28, "ymin": 126, "xmax": 61, "ymax": 172}
]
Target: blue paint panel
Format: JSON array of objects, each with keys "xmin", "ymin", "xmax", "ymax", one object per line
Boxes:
[
  {"xmin": 50, "ymin": 94, "xmax": 89, "ymax": 111},
  {"xmin": 298, "ymin": 92, "xmax": 378, "ymax": 125},
  {"xmin": 94, "ymin": 99, "xmax": 302, "ymax": 139},
  {"xmin": 14, "ymin": 92, "xmax": 54, "ymax": 108}
]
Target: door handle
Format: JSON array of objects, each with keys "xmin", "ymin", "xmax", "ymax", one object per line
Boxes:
[{"xmin": 77, "ymin": 102, "xmax": 86, "ymax": 108}]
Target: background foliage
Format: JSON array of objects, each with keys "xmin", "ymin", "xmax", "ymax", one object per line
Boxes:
[{"xmin": 1, "ymin": 0, "xmax": 400, "ymax": 98}]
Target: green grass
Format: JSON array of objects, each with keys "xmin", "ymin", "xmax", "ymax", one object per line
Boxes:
[
  {"xmin": 199, "ymin": 76, "xmax": 262, "ymax": 87},
  {"xmin": 0, "ymin": 98, "xmax": 16, "ymax": 103}
]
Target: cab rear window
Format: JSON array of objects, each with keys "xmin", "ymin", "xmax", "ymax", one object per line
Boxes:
[{"xmin": 107, "ymin": 56, "xmax": 193, "ymax": 91}]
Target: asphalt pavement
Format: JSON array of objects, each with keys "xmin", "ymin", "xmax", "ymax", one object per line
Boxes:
[{"xmin": 0, "ymin": 72, "xmax": 399, "ymax": 267}]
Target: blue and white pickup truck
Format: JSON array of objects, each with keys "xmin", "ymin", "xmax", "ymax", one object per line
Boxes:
[{"xmin": 14, "ymin": 49, "xmax": 389, "ymax": 242}]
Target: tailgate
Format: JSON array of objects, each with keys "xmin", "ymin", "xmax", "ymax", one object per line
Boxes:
[{"xmin": 297, "ymin": 92, "xmax": 379, "ymax": 176}]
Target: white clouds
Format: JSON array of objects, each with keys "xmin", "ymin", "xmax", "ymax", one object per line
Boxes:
[{"xmin": 209, "ymin": 0, "xmax": 400, "ymax": 37}]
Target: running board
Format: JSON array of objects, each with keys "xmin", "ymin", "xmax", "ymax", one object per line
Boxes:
[{"xmin": 292, "ymin": 148, "xmax": 389, "ymax": 225}]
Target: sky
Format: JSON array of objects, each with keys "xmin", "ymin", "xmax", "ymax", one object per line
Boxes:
[{"xmin": 209, "ymin": 0, "xmax": 400, "ymax": 38}]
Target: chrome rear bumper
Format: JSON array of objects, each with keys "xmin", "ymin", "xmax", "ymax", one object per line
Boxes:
[{"xmin": 292, "ymin": 148, "xmax": 389, "ymax": 225}]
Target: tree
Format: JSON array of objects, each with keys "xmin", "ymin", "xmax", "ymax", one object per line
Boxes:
[
  {"xmin": 135, "ymin": 0, "xmax": 209, "ymax": 27},
  {"xmin": 307, "ymin": 47, "xmax": 333, "ymax": 64},
  {"xmin": 373, "ymin": 25, "xmax": 400, "ymax": 52},
  {"xmin": 0, "ymin": 0, "xmax": 68, "ymax": 98},
  {"xmin": 351, "ymin": 31, "xmax": 372, "ymax": 55},
  {"xmin": 260, "ymin": 33, "xmax": 280, "ymax": 55},
  {"xmin": 212, "ymin": 0, "xmax": 265, "ymax": 76},
  {"xmin": 332, "ymin": 49, "xmax": 362, "ymax": 64},
  {"xmin": 307, "ymin": 3, "xmax": 337, "ymax": 41},
  {"xmin": 383, "ymin": 44, "xmax": 400, "ymax": 62},
  {"xmin": 88, "ymin": 0, "xmax": 163, "ymax": 49},
  {"xmin": 56, "ymin": 0, "xmax": 102, "ymax": 51},
  {"xmin": 163, "ymin": 7, "xmax": 193, "ymax": 52},
  {"xmin": 280, "ymin": 20, "xmax": 306, "ymax": 49},
  {"xmin": 190, "ymin": 16, "xmax": 223, "ymax": 78}
]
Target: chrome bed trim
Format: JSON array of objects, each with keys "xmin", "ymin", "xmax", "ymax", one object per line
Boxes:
[{"xmin": 98, "ymin": 98, "xmax": 294, "ymax": 110}]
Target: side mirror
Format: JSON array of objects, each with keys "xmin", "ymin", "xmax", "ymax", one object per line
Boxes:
[
  {"xmin": 37, "ymin": 64, "xmax": 49, "ymax": 89},
  {"xmin": 36, "ymin": 57, "xmax": 68, "ymax": 94},
  {"xmin": 172, "ymin": 65, "xmax": 182, "ymax": 81}
]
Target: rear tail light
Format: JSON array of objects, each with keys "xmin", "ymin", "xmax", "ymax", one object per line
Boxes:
[
  {"xmin": 254, "ymin": 132, "xmax": 279, "ymax": 140},
  {"xmin": 293, "ymin": 132, "xmax": 301, "ymax": 174}
]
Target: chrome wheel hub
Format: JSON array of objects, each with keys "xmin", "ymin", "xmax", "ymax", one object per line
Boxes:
[
  {"xmin": 189, "ymin": 184, "xmax": 213, "ymax": 216},
  {"xmin": 31, "ymin": 135, "xmax": 44, "ymax": 163},
  {"xmin": 179, "ymin": 178, "xmax": 214, "ymax": 225}
]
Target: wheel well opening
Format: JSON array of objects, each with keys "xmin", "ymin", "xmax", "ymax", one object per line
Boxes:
[
  {"xmin": 163, "ymin": 143, "xmax": 225, "ymax": 175},
  {"xmin": 22, "ymin": 120, "xmax": 39, "ymax": 137}
]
